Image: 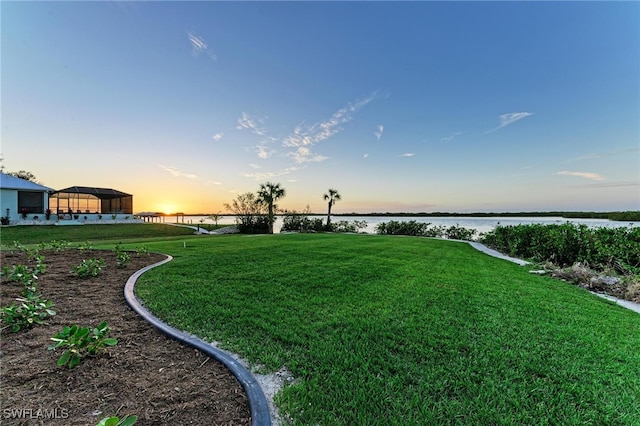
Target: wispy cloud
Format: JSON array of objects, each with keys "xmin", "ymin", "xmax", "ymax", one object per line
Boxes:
[
  {"xmin": 562, "ymin": 147, "xmax": 639, "ymax": 163},
  {"xmin": 237, "ymin": 112, "xmax": 267, "ymax": 136},
  {"xmin": 566, "ymin": 181, "xmax": 639, "ymax": 189},
  {"xmin": 159, "ymin": 165, "xmax": 198, "ymax": 179},
  {"xmin": 243, "ymin": 166, "xmax": 298, "ymax": 181},
  {"xmin": 557, "ymin": 171, "xmax": 604, "ymax": 181},
  {"xmin": 282, "ymin": 92, "xmax": 377, "ymax": 163},
  {"xmin": 374, "ymin": 125, "xmax": 384, "ymax": 141},
  {"xmin": 363, "ymin": 153, "xmax": 369, "ymax": 158},
  {"xmin": 256, "ymin": 144, "xmax": 274, "ymax": 159},
  {"xmin": 440, "ymin": 132, "xmax": 462, "ymax": 143},
  {"xmin": 249, "ymin": 163, "xmax": 262, "ymax": 170},
  {"xmin": 485, "ymin": 112, "xmax": 533, "ymax": 134},
  {"xmin": 287, "ymin": 146, "xmax": 328, "ymax": 164},
  {"xmin": 399, "ymin": 153, "xmax": 415, "ymax": 157},
  {"xmin": 187, "ymin": 32, "xmax": 217, "ymax": 60},
  {"xmin": 562, "ymin": 153, "xmax": 601, "ymax": 163},
  {"xmin": 212, "ymin": 132, "xmax": 224, "ymax": 141},
  {"xmin": 243, "ymin": 171, "xmax": 278, "ymax": 180}
]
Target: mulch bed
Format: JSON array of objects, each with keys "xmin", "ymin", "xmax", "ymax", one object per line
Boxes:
[{"xmin": 0, "ymin": 249, "xmax": 251, "ymax": 425}]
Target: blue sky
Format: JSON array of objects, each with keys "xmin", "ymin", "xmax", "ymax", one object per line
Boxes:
[{"xmin": 2, "ymin": 1, "xmax": 639, "ymax": 214}]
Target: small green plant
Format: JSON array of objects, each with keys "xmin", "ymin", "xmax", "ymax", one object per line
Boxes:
[
  {"xmin": 1, "ymin": 264, "xmax": 33, "ymax": 283},
  {"xmin": 113, "ymin": 243, "xmax": 131, "ymax": 268},
  {"xmin": 1, "ymin": 262, "xmax": 44, "ymax": 298},
  {"xmin": 1, "ymin": 296, "xmax": 56, "ymax": 332},
  {"xmin": 77, "ymin": 241, "xmax": 93, "ymax": 252},
  {"xmin": 72, "ymin": 258, "xmax": 105, "ymax": 278},
  {"xmin": 23, "ymin": 246, "xmax": 41, "ymax": 261},
  {"xmin": 117, "ymin": 251, "xmax": 131, "ymax": 268},
  {"xmin": 96, "ymin": 415, "xmax": 138, "ymax": 426},
  {"xmin": 48, "ymin": 321, "xmax": 118, "ymax": 368},
  {"xmin": 39, "ymin": 239, "xmax": 71, "ymax": 252},
  {"xmin": 32, "ymin": 255, "xmax": 47, "ymax": 275},
  {"xmin": 134, "ymin": 246, "xmax": 150, "ymax": 257}
]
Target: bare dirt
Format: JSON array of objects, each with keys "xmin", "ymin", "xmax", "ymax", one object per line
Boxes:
[{"xmin": 0, "ymin": 249, "xmax": 251, "ymax": 426}]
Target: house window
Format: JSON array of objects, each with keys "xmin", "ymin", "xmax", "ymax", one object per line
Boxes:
[{"xmin": 18, "ymin": 191, "xmax": 44, "ymax": 214}]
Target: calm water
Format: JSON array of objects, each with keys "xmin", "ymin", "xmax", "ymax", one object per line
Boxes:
[{"xmin": 164, "ymin": 215, "xmax": 638, "ymax": 235}]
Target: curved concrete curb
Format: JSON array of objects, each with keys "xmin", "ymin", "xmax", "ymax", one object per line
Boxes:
[
  {"xmin": 467, "ymin": 241, "xmax": 530, "ymax": 266},
  {"xmin": 123, "ymin": 255, "xmax": 272, "ymax": 426}
]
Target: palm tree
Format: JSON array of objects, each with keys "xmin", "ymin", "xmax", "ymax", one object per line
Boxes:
[
  {"xmin": 257, "ymin": 182, "xmax": 286, "ymax": 234},
  {"xmin": 323, "ymin": 188, "xmax": 341, "ymax": 228}
]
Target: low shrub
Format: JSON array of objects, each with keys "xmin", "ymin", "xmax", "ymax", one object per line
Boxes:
[
  {"xmin": 480, "ymin": 223, "xmax": 640, "ymax": 273},
  {"xmin": 281, "ymin": 206, "xmax": 325, "ymax": 233},
  {"xmin": 445, "ymin": 225, "xmax": 477, "ymax": 241},
  {"xmin": 375, "ymin": 220, "xmax": 477, "ymax": 240},
  {"xmin": 329, "ymin": 220, "xmax": 368, "ymax": 233}
]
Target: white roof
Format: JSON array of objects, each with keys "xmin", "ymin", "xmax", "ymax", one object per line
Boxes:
[{"xmin": 0, "ymin": 173, "xmax": 54, "ymax": 192}]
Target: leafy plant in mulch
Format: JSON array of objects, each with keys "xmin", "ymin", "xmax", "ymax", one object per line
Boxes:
[
  {"xmin": 1, "ymin": 255, "xmax": 55, "ymax": 332},
  {"xmin": 48, "ymin": 321, "xmax": 118, "ymax": 368},
  {"xmin": 39, "ymin": 239, "xmax": 72, "ymax": 252},
  {"xmin": 1, "ymin": 296, "xmax": 56, "ymax": 332},
  {"xmin": 96, "ymin": 415, "xmax": 138, "ymax": 426},
  {"xmin": 72, "ymin": 258, "xmax": 105, "ymax": 278},
  {"xmin": 113, "ymin": 243, "xmax": 131, "ymax": 269}
]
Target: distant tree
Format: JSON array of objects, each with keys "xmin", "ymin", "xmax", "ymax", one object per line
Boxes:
[
  {"xmin": 323, "ymin": 189, "xmax": 341, "ymax": 228},
  {"xmin": 257, "ymin": 182, "xmax": 286, "ymax": 234},
  {"xmin": 7, "ymin": 170, "xmax": 39, "ymax": 183},
  {"xmin": 224, "ymin": 192, "xmax": 269, "ymax": 233},
  {"xmin": 208, "ymin": 211, "xmax": 222, "ymax": 226}
]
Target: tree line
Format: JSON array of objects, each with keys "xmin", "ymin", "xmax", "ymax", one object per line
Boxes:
[{"xmin": 224, "ymin": 182, "xmax": 342, "ymax": 234}]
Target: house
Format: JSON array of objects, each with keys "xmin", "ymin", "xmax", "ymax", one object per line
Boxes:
[{"xmin": 0, "ymin": 172, "xmax": 54, "ymax": 223}]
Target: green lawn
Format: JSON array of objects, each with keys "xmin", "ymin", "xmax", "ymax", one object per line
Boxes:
[
  {"xmin": 0, "ymin": 223, "xmax": 199, "ymax": 246},
  {"xmin": 126, "ymin": 234, "xmax": 640, "ymax": 425}
]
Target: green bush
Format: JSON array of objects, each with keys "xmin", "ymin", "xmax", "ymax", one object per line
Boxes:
[
  {"xmin": 375, "ymin": 220, "xmax": 476, "ymax": 240},
  {"xmin": 480, "ymin": 223, "xmax": 640, "ymax": 273},
  {"xmin": 329, "ymin": 220, "xmax": 368, "ymax": 233},
  {"xmin": 281, "ymin": 211, "xmax": 324, "ymax": 232},
  {"xmin": 375, "ymin": 220, "xmax": 430, "ymax": 236}
]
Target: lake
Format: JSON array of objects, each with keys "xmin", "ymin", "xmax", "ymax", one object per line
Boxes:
[{"xmin": 163, "ymin": 215, "xmax": 638, "ymax": 236}]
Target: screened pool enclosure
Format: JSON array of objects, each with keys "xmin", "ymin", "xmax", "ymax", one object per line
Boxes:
[{"xmin": 49, "ymin": 186, "xmax": 133, "ymax": 215}]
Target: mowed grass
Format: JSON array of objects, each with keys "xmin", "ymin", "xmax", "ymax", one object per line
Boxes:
[
  {"xmin": 130, "ymin": 234, "xmax": 640, "ymax": 425},
  {"xmin": 0, "ymin": 223, "xmax": 197, "ymax": 246}
]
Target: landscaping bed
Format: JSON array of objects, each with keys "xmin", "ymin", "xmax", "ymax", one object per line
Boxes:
[{"xmin": 0, "ymin": 249, "xmax": 251, "ymax": 425}]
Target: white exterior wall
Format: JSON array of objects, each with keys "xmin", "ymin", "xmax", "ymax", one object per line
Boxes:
[
  {"xmin": 0, "ymin": 188, "xmax": 19, "ymax": 221},
  {"xmin": 0, "ymin": 188, "xmax": 51, "ymax": 223}
]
